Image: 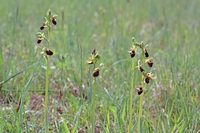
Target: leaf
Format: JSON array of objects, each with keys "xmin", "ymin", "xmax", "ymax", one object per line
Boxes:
[{"xmin": 62, "ymin": 122, "xmax": 70, "ymax": 133}]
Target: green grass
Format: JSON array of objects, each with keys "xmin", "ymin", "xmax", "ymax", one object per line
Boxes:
[{"xmin": 0, "ymin": 0, "xmax": 200, "ymax": 132}]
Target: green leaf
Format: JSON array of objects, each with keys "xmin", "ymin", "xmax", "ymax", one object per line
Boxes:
[{"xmin": 62, "ymin": 122, "xmax": 70, "ymax": 133}]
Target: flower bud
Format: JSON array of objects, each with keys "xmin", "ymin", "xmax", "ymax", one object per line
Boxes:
[
  {"xmin": 61, "ymin": 55, "xmax": 65, "ymax": 60},
  {"xmin": 95, "ymin": 54, "xmax": 100, "ymax": 60},
  {"xmin": 132, "ymin": 37, "xmax": 135, "ymax": 42},
  {"xmin": 92, "ymin": 49, "xmax": 96, "ymax": 55}
]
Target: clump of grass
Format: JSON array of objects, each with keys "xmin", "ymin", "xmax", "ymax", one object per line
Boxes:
[
  {"xmin": 87, "ymin": 49, "xmax": 100, "ymax": 132},
  {"xmin": 36, "ymin": 9, "xmax": 57, "ymax": 133},
  {"xmin": 128, "ymin": 37, "xmax": 154, "ymax": 132}
]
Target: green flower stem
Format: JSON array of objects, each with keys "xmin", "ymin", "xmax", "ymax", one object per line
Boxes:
[
  {"xmin": 91, "ymin": 62, "xmax": 97, "ymax": 132},
  {"xmin": 91, "ymin": 77, "xmax": 97, "ymax": 132},
  {"xmin": 128, "ymin": 58, "xmax": 134, "ymax": 133},
  {"xmin": 44, "ymin": 22, "xmax": 51, "ymax": 133},
  {"xmin": 47, "ymin": 26, "xmax": 50, "ymax": 47},
  {"xmin": 137, "ymin": 92, "xmax": 144, "ymax": 132},
  {"xmin": 44, "ymin": 57, "xmax": 49, "ymax": 133}
]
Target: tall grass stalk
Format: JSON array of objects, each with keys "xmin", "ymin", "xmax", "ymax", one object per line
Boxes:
[{"xmin": 128, "ymin": 58, "xmax": 134, "ymax": 133}]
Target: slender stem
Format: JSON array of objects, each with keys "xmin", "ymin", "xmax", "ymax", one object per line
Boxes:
[
  {"xmin": 91, "ymin": 64, "xmax": 97, "ymax": 132},
  {"xmin": 91, "ymin": 78, "xmax": 97, "ymax": 132},
  {"xmin": 128, "ymin": 58, "xmax": 134, "ymax": 133},
  {"xmin": 47, "ymin": 26, "xmax": 50, "ymax": 47},
  {"xmin": 44, "ymin": 22, "xmax": 51, "ymax": 133},
  {"xmin": 44, "ymin": 57, "xmax": 49, "ymax": 133},
  {"xmin": 137, "ymin": 92, "xmax": 144, "ymax": 132}
]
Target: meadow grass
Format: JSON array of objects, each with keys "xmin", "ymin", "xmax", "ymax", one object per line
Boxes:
[{"xmin": 0, "ymin": 0, "xmax": 200, "ymax": 132}]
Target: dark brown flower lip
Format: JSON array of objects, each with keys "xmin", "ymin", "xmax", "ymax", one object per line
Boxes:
[
  {"xmin": 92, "ymin": 68, "xmax": 100, "ymax": 77},
  {"xmin": 145, "ymin": 49, "xmax": 149, "ymax": 58},
  {"xmin": 37, "ymin": 39, "xmax": 42, "ymax": 44},
  {"xmin": 145, "ymin": 77, "xmax": 149, "ymax": 84},
  {"xmin": 93, "ymin": 71, "xmax": 99, "ymax": 77},
  {"xmin": 129, "ymin": 50, "xmax": 135, "ymax": 58},
  {"xmin": 40, "ymin": 26, "xmax": 45, "ymax": 30},
  {"xmin": 46, "ymin": 50, "xmax": 53, "ymax": 56},
  {"xmin": 147, "ymin": 62, "xmax": 153, "ymax": 67},
  {"xmin": 145, "ymin": 58, "xmax": 153, "ymax": 67},
  {"xmin": 52, "ymin": 19, "xmax": 57, "ymax": 25},
  {"xmin": 137, "ymin": 87, "xmax": 143, "ymax": 95},
  {"xmin": 139, "ymin": 66, "xmax": 145, "ymax": 72}
]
